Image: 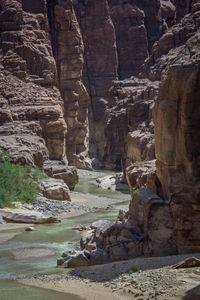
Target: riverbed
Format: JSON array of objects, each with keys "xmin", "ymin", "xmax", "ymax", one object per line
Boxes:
[{"xmin": 0, "ymin": 170, "xmax": 130, "ymax": 299}]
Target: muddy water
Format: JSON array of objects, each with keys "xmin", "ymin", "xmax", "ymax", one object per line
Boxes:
[{"xmin": 0, "ymin": 170, "xmax": 130, "ymax": 299}]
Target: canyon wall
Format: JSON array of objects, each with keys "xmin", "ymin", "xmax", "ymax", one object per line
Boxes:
[
  {"xmin": 0, "ymin": 0, "xmax": 187, "ymax": 169},
  {"xmin": 1, "ymin": 0, "xmax": 200, "ymax": 260},
  {"xmin": 0, "ymin": 0, "xmax": 78, "ymax": 188}
]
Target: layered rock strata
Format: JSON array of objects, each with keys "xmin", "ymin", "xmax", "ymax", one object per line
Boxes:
[
  {"xmin": 47, "ymin": 0, "xmax": 91, "ymax": 169},
  {"xmin": 59, "ymin": 3, "xmax": 200, "ymax": 266},
  {"xmin": 73, "ymin": 0, "xmax": 118, "ymax": 161},
  {"xmin": 0, "ymin": 0, "xmax": 91, "ymax": 176},
  {"xmin": 0, "ymin": 0, "xmax": 79, "ymax": 188},
  {"xmin": 142, "ymin": 5, "xmax": 200, "ymax": 80},
  {"xmin": 104, "ymin": 78, "xmax": 158, "ymax": 169},
  {"xmin": 154, "ymin": 44, "xmax": 200, "ymax": 253}
]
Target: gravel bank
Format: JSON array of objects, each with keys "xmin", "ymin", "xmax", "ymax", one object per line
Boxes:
[{"xmin": 20, "ymin": 253, "xmax": 200, "ymax": 300}]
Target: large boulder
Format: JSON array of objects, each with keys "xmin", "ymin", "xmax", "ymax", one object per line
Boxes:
[
  {"xmin": 128, "ymin": 188, "xmax": 175, "ymax": 256},
  {"xmin": 43, "ymin": 161, "xmax": 78, "ymax": 191},
  {"xmin": 60, "ymin": 251, "xmax": 90, "ymax": 268},
  {"xmin": 0, "ymin": 208, "xmax": 58, "ymax": 224},
  {"xmin": 40, "ymin": 178, "xmax": 71, "ymax": 201},
  {"xmin": 126, "ymin": 160, "xmax": 161, "ymax": 196},
  {"xmin": 96, "ymin": 173, "xmax": 129, "ymax": 192}
]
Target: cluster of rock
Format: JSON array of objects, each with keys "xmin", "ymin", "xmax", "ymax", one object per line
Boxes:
[
  {"xmin": 104, "ymin": 78, "xmax": 158, "ymax": 169},
  {"xmin": 0, "ymin": 0, "xmax": 186, "ymax": 170},
  {"xmin": 0, "ymin": 176, "xmax": 74, "ymax": 223},
  {"xmin": 0, "ymin": 0, "xmax": 200, "ymax": 265},
  {"xmin": 58, "ymin": 0, "xmax": 200, "ymax": 267},
  {"xmin": 0, "ymin": 0, "xmax": 91, "ymax": 187},
  {"xmin": 96, "ymin": 172, "xmax": 129, "ymax": 192}
]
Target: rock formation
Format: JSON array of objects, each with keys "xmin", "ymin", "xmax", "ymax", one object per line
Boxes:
[
  {"xmin": 0, "ymin": 0, "xmax": 91, "ymax": 179},
  {"xmin": 0, "ymin": 0, "xmax": 200, "ymax": 264},
  {"xmin": 47, "ymin": 0, "xmax": 91, "ymax": 169},
  {"xmin": 73, "ymin": 0, "xmax": 118, "ymax": 161},
  {"xmin": 104, "ymin": 78, "xmax": 158, "ymax": 169}
]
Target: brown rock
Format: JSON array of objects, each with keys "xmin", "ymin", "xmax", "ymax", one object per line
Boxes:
[
  {"xmin": 142, "ymin": 7, "xmax": 200, "ymax": 80},
  {"xmin": 47, "ymin": 0, "xmax": 91, "ymax": 169},
  {"xmin": 128, "ymin": 188, "xmax": 175, "ymax": 256},
  {"xmin": 126, "ymin": 160, "xmax": 161, "ymax": 196},
  {"xmin": 74, "ymin": 0, "xmax": 118, "ymax": 161},
  {"xmin": 108, "ymin": 0, "xmax": 148, "ymax": 78},
  {"xmin": 172, "ymin": 257, "xmax": 200, "ymax": 269},
  {"xmin": 40, "ymin": 178, "xmax": 71, "ymax": 201},
  {"xmin": 104, "ymin": 77, "xmax": 158, "ymax": 169},
  {"xmin": 43, "ymin": 160, "xmax": 78, "ymax": 191},
  {"xmin": 154, "ymin": 43, "xmax": 200, "ymax": 253}
]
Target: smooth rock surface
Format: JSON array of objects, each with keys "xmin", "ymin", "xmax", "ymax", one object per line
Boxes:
[
  {"xmin": 0, "ymin": 208, "xmax": 58, "ymax": 224},
  {"xmin": 40, "ymin": 178, "xmax": 71, "ymax": 201}
]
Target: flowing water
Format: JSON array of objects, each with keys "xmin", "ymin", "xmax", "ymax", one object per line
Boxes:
[{"xmin": 0, "ymin": 170, "xmax": 130, "ymax": 299}]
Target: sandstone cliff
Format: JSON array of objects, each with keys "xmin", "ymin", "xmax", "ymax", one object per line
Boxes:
[{"xmin": 1, "ymin": 0, "xmax": 200, "ymax": 262}]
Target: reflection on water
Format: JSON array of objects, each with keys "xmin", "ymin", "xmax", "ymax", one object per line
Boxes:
[{"xmin": 0, "ymin": 170, "xmax": 130, "ymax": 298}]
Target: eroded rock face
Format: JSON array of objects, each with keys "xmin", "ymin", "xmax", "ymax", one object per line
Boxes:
[
  {"xmin": 104, "ymin": 77, "xmax": 158, "ymax": 169},
  {"xmin": 127, "ymin": 188, "xmax": 175, "ymax": 256},
  {"xmin": 43, "ymin": 160, "xmax": 78, "ymax": 190},
  {"xmin": 142, "ymin": 7, "xmax": 200, "ymax": 80},
  {"xmin": 47, "ymin": 0, "xmax": 91, "ymax": 170},
  {"xmin": 0, "ymin": 0, "xmax": 63, "ymax": 164},
  {"xmin": 154, "ymin": 56, "xmax": 200, "ymax": 254},
  {"xmin": 108, "ymin": 0, "xmax": 148, "ymax": 78},
  {"xmin": 126, "ymin": 160, "xmax": 161, "ymax": 197},
  {"xmin": 0, "ymin": 0, "xmax": 91, "ymax": 174},
  {"xmin": 73, "ymin": 0, "xmax": 118, "ymax": 161},
  {"xmin": 0, "ymin": 0, "xmax": 67, "ymax": 166}
]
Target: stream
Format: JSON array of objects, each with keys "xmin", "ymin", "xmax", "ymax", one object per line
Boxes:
[{"xmin": 0, "ymin": 170, "xmax": 130, "ymax": 299}]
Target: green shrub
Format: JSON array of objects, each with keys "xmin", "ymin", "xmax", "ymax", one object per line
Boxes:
[
  {"xmin": 0, "ymin": 150, "xmax": 46, "ymax": 208},
  {"xmin": 132, "ymin": 160, "xmax": 146, "ymax": 168},
  {"xmin": 129, "ymin": 266, "xmax": 138, "ymax": 274}
]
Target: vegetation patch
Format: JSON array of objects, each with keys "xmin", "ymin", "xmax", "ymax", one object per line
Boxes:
[
  {"xmin": 0, "ymin": 150, "xmax": 46, "ymax": 208},
  {"xmin": 129, "ymin": 266, "xmax": 138, "ymax": 274},
  {"xmin": 132, "ymin": 160, "xmax": 146, "ymax": 168}
]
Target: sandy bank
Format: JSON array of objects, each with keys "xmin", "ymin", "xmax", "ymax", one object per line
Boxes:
[{"xmin": 19, "ymin": 253, "xmax": 200, "ymax": 300}]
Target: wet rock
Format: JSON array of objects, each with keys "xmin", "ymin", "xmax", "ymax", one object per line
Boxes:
[
  {"xmin": 57, "ymin": 257, "xmax": 66, "ymax": 266},
  {"xmin": 80, "ymin": 231, "xmax": 95, "ymax": 251},
  {"xmin": 0, "ymin": 215, "xmax": 6, "ymax": 224},
  {"xmin": 25, "ymin": 227, "xmax": 36, "ymax": 231},
  {"xmin": 72, "ymin": 224, "xmax": 88, "ymax": 231},
  {"xmin": 118, "ymin": 209, "xmax": 129, "ymax": 223},
  {"xmin": 0, "ymin": 208, "xmax": 58, "ymax": 224},
  {"xmin": 63, "ymin": 251, "xmax": 90, "ymax": 268}
]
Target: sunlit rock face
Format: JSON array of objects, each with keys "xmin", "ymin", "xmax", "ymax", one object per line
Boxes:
[
  {"xmin": 47, "ymin": 0, "xmax": 91, "ymax": 170},
  {"xmin": 154, "ymin": 56, "xmax": 200, "ymax": 254},
  {"xmin": 0, "ymin": 0, "xmax": 66, "ymax": 165},
  {"xmin": 103, "ymin": 78, "xmax": 158, "ymax": 170}
]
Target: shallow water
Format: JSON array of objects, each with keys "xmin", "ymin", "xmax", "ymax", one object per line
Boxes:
[
  {"xmin": 0, "ymin": 280, "xmax": 81, "ymax": 300},
  {"xmin": 0, "ymin": 170, "xmax": 130, "ymax": 298}
]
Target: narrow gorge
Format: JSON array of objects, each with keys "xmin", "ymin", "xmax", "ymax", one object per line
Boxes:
[{"xmin": 0, "ymin": 0, "xmax": 200, "ymax": 299}]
